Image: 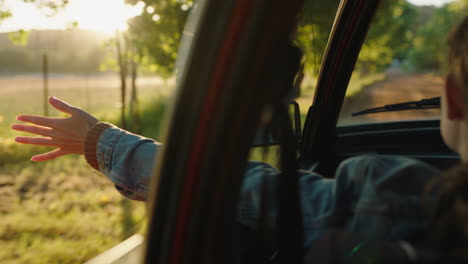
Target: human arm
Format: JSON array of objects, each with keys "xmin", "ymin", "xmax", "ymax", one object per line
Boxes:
[
  {"xmin": 12, "ymin": 96, "xmax": 161, "ymax": 200},
  {"xmin": 89, "ymin": 126, "xmax": 162, "ymax": 201}
]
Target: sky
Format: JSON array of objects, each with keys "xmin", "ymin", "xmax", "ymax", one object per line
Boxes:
[
  {"xmin": 0, "ymin": 0, "xmax": 145, "ymax": 33},
  {"xmin": 0, "ymin": 0, "xmax": 458, "ymax": 33}
]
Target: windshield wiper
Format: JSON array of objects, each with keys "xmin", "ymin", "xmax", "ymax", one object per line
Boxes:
[{"xmin": 352, "ymin": 97, "xmax": 441, "ymax": 117}]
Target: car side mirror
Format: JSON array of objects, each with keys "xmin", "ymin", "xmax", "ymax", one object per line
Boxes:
[{"xmin": 252, "ymin": 101, "xmax": 301, "ymax": 147}]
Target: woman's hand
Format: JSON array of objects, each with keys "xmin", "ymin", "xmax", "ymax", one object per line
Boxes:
[{"xmin": 12, "ymin": 97, "xmax": 99, "ymax": 161}]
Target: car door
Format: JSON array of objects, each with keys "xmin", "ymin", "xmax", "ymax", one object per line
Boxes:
[{"xmin": 143, "ymin": 0, "xmax": 303, "ymax": 263}]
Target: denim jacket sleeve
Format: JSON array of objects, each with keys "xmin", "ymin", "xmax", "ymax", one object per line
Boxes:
[{"xmin": 96, "ymin": 127, "xmax": 162, "ymax": 201}]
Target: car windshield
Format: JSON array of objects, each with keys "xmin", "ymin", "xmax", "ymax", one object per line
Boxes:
[{"xmin": 337, "ymin": 0, "xmax": 466, "ymax": 126}]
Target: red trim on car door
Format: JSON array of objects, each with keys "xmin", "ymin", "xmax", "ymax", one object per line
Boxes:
[
  {"xmin": 170, "ymin": 1, "xmax": 254, "ymax": 263},
  {"xmin": 322, "ymin": 0, "xmax": 365, "ymax": 106}
]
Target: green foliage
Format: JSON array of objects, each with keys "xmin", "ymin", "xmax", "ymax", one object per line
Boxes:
[
  {"xmin": 126, "ymin": 0, "xmax": 409, "ymax": 78},
  {"xmin": 0, "ymin": 10, "xmax": 11, "ymax": 21},
  {"xmin": 8, "ymin": 30, "xmax": 29, "ymax": 46},
  {"xmin": 406, "ymin": 1, "xmax": 468, "ymax": 72},
  {"xmin": 0, "ymin": 0, "xmax": 67, "ymax": 31},
  {"xmin": 125, "ymin": 0, "xmax": 193, "ymax": 77},
  {"xmin": 110, "ymin": 94, "xmax": 169, "ymax": 139},
  {"xmin": 356, "ymin": 0, "xmax": 416, "ymax": 73},
  {"xmin": 99, "ymin": 37, "xmax": 121, "ymax": 72},
  {"xmin": 0, "ymin": 0, "xmax": 12, "ymax": 22},
  {"xmin": 295, "ymin": 23, "xmax": 329, "ymax": 76},
  {"xmin": 297, "ymin": 0, "xmax": 340, "ymax": 75},
  {"xmin": 297, "ymin": 0, "xmax": 416, "ymax": 76},
  {"xmin": 67, "ymin": 21, "xmax": 79, "ymax": 30},
  {"xmin": 21, "ymin": 0, "xmax": 68, "ymax": 15}
]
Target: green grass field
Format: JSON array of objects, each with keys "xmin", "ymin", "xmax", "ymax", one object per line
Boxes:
[
  {"xmin": 0, "ymin": 157, "xmax": 148, "ymax": 264},
  {"xmin": 0, "ymin": 74, "xmax": 171, "ymax": 263}
]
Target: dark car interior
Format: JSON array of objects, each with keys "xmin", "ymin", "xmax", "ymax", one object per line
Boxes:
[{"xmin": 335, "ymin": 120, "xmax": 459, "ymax": 170}]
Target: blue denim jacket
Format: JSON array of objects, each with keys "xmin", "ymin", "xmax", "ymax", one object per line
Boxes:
[{"xmin": 96, "ymin": 127, "xmax": 441, "ymax": 247}]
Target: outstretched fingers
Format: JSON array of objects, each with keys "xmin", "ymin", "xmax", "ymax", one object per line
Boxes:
[
  {"xmin": 11, "ymin": 124, "xmax": 54, "ymax": 138},
  {"xmin": 15, "ymin": 136, "xmax": 58, "ymax": 147},
  {"xmin": 16, "ymin": 115, "xmax": 62, "ymax": 128},
  {"xmin": 48, "ymin": 97, "xmax": 76, "ymax": 115},
  {"xmin": 31, "ymin": 149, "xmax": 67, "ymax": 161}
]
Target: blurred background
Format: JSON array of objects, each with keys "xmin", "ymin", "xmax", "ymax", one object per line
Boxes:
[{"xmin": 0, "ymin": 0, "xmax": 466, "ymax": 263}]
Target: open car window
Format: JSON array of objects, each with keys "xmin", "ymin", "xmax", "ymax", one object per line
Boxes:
[
  {"xmin": 249, "ymin": 0, "xmax": 341, "ymax": 163},
  {"xmin": 294, "ymin": 0, "xmax": 341, "ymax": 116},
  {"xmin": 337, "ymin": 0, "xmax": 465, "ymax": 126}
]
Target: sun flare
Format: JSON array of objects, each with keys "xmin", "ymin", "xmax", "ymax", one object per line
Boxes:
[
  {"xmin": 1, "ymin": 0, "xmax": 144, "ymax": 34},
  {"xmin": 66, "ymin": 0, "xmax": 143, "ymax": 33}
]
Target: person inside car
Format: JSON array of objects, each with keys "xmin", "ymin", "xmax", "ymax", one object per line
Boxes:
[{"xmin": 11, "ymin": 15, "xmax": 468, "ymax": 252}]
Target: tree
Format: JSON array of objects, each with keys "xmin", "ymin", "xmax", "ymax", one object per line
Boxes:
[
  {"xmin": 123, "ymin": 0, "xmax": 418, "ymax": 79},
  {"xmin": 100, "ymin": 32, "xmax": 145, "ymax": 131},
  {"xmin": 115, "ymin": 31, "xmax": 129, "ymax": 129},
  {"xmin": 109, "ymin": 0, "xmax": 194, "ymax": 134},
  {"xmin": 356, "ymin": 0, "xmax": 416, "ymax": 73},
  {"xmin": 125, "ymin": 0, "xmax": 192, "ymax": 78},
  {"xmin": 19, "ymin": 0, "xmax": 68, "ymax": 14},
  {"xmin": 0, "ymin": 0, "xmax": 68, "ymax": 24},
  {"xmin": 296, "ymin": 0, "xmax": 340, "ymax": 75},
  {"xmin": 129, "ymin": 55, "xmax": 141, "ymax": 133},
  {"xmin": 297, "ymin": 0, "xmax": 416, "ymax": 76},
  {"xmin": 407, "ymin": 0, "xmax": 468, "ymax": 72}
]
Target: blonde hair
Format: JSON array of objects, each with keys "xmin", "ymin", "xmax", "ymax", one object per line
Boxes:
[{"xmin": 447, "ymin": 16, "xmax": 468, "ymax": 101}]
